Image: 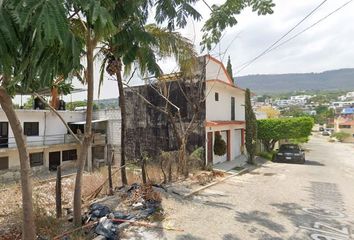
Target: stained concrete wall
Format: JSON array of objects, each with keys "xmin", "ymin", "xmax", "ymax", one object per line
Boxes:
[{"xmin": 124, "ymin": 79, "xmax": 206, "ymax": 161}]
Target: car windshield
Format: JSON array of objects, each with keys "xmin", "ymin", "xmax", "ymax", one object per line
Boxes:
[{"xmin": 279, "ymin": 145, "xmax": 300, "ymax": 152}]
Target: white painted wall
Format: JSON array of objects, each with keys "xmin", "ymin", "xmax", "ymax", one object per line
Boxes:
[
  {"xmin": 205, "ymin": 58, "xmax": 230, "ymax": 83},
  {"xmin": 0, "ymin": 109, "xmax": 85, "ymax": 148},
  {"xmin": 205, "ymin": 82, "xmax": 245, "ymax": 121},
  {"xmin": 232, "ymin": 129, "xmax": 242, "ymax": 159}
]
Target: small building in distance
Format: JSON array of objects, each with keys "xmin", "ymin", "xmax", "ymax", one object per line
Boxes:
[{"xmin": 0, "ymin": 100, "xmax": 121, "ymax": 182}]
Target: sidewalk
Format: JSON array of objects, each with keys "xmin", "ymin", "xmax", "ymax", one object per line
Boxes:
[{"xmin": 213, "ymin": 154, "xmax": 248, "ymax": 173}]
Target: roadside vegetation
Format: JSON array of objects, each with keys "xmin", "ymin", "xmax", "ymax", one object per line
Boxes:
[
  {"xmin": 332, "ymin": 132, "xmax": 351, "ymax": 142},
  {"xmin": 257, "ymin": 117, "xmax": 314, "ymax": 152},
  {"xmin": 257, "ymin": 151, "xmax": 277, "ymax": 161}
]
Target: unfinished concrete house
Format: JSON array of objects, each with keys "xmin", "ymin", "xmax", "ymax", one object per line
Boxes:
[
  {"xmin": 124, "ymin": 55, "xmax": 246, "ymax": 166},
  {"xmin": 0, "ymin": 99, "xmax": 121, "ymax": 182}
]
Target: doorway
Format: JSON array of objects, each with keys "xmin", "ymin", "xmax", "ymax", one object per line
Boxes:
[
  {"xmin": 49, "ymin": 151, "xmax": 60, "ymax": 171},
  {"xmin": 0, "ymin": 122, "xmax": 8, "ymax": 148}
]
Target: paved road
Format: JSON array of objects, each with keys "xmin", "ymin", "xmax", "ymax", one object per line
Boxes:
[{"xmin": 124, "ymin": 134, "xmax": 354, "ymax": 240}]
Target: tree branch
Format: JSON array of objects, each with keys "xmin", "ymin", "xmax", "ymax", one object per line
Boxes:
[{"xmin": 122, "ymin": 82, "xmax": 168, "ymax": 115}]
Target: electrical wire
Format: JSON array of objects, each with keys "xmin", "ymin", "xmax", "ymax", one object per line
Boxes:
[
  {"xmin": 235, "ymin": 0, "xmax": 329, "ymax": 74},
  {"xmin": 265, "ymin": 0, "xmax": 354, "ymax": 53}
]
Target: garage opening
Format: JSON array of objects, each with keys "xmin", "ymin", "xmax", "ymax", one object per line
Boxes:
[
  {"xmin": 49, "ymin": 151, "xmax": 60, "ymax": 171},
  {"xmin": 0, "ymin": 157, "xmax": 9, "ymax": 170}
]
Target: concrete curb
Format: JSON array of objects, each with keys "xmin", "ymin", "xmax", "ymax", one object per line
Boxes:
[
  {"xmin": 183, "ymin": 158, "xmax": 270, "ymax": 198},
  {"xmin": 183, "ymin": 165, "xmax": 256, "ymax": 198}
]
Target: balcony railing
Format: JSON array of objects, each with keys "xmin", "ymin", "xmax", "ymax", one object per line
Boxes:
[{"xmin": 0, "ymin": 133, "xmax": 107, "ymax": 149}]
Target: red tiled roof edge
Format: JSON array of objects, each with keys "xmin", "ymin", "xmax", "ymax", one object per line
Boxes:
[{"xmin": 205, "ymin": 120, "xmax": 246, "ymax": 127}]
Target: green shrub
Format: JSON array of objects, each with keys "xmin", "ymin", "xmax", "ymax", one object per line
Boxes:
[
  {"xmin": 190, "ymin": 147, "xmax": 204, "ymax": 160},
  {"xmin": 257, "ymin": 151, "xmax": 275, "ymax": 160},
  {"xmin": 288, "ymin": 136, "xmax": 309, "ymax": 144},
  {"xmin": 214, "ymin": 133, "xmax": 226, "ymax": 156},
  {"xmin": 332, "ymin": 132, "xmax": 350, "ymax": 142},
  {"xmin": 189, "ymin": 147, "xmax": 205, "ymax": 169}
]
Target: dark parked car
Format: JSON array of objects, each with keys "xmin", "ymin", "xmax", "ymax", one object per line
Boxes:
[{"xmin": 273, "ymin": 144, "xmax": 305, "ymax": 164}]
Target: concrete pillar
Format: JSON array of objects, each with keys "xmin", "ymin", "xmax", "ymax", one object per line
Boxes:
[
  {"xmin": 87, "ymin": 144, "xmax": 92, "ymax": 172},
  {"xmin": 104, "ymin": 144, "xmax": 108, "ymax": 163}
]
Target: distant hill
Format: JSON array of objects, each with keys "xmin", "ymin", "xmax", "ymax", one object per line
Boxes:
[{"xmin": 235, "ymin": 68, "xmax": 354, "ymax": 94}]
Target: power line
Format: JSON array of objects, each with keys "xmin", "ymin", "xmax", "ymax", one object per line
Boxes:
[
  {"xmin": 235, "ymin": 0, "xmax": 328, "ymax": 74},
  {"xmin": 265, "ymin": 0, "xmax": 354, "ymax": 53}
]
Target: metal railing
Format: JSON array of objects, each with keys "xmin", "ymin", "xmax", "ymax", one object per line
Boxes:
[{"xmin": 0, "ymin": 133, "xmax": 107, "ymax": 148}]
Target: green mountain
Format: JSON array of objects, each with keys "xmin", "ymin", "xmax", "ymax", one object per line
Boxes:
[{"xmin": 235, "ymin": 68, "xmax": 354, "ymax": 94}]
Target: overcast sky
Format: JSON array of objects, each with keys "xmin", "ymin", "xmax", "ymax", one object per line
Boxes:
[{"xmin": 54, "ymin": 0, "xmax": 354, "ymax": 103}]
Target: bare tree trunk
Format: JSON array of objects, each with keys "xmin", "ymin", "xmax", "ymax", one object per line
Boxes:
[
  {"xmin": 179, "ymin": 139, "xmax": 188, "ymax": 178},
  {"xmin": 270, "ymin": 139, "xmax": 277, "ymax": 151},
  {"xmin": 168, "ymin": 157, "xmax": 172, "ymax": 182},
  {"xmin": 0, "ymin": 86, "xmax": 36, "ymax": 240},
  {"xmin": 116, "ymin": 64, "xmax": 128, "ymax": 185},
  {"xmin": 56, "ymin": 165, "xmax": 62, "ymax": 219},
  {"xmin": 141, "ymin": 155, "xmax": 147, "ymax": 184},
  {"xmin": 73, "ymin": 25, "xmax": 94, "ymax": 226}
]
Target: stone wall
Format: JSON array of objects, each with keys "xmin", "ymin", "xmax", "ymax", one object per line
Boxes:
[{"xmin": 124, "ymin": 78, "xmax": 206, "ymax": 162}]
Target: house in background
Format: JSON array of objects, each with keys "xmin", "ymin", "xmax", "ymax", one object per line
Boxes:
[
  {"xmin": 334, "ymin": 107, "xmax": 354, "ymax": 143},
  {"xmin": 334, "ymin": 120, "xmax": 354, "ymax": 143},
  {"xmin": 124, "ymin": 55, "xmax": 246, "ymax": 166},
  {"xmin": 0, "ymin": 102, "xmax": 121, "ymax": 181}
]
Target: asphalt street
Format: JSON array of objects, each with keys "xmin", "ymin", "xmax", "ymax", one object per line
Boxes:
[{"xmin": 123, "ymin": 133, "xmax": 354, "ymax": 240}]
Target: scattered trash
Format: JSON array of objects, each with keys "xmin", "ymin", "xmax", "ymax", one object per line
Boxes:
[
  {"xmin": 90, "ymin": 203, "xmax": 111, "ymax": 219},
  {"xmin": 132, "ymin": 201, "xmax": 144, "ymax": 210},
  {"xmin": 77, "ymin": 183, "xmax": 163, "ymax": 239},
  {"xmin": 95, "ymin": 216, "xmax": 119, "ymax": 240},
  {"xmin": 110, "ymin": 211, "xmax": 134, "ymax": 220}
]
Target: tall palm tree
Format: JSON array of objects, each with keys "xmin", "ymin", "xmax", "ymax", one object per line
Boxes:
[
  {"xmin": 65, "ymin": 0, "xmax": 116, "ymax": 226},
  {"xmin": 0, "ymin": 0, "xmax": 82, "ymax": 238},
  {"xmin": 98, "ymin": 19, "xmax": 197, "ymax": 185}
]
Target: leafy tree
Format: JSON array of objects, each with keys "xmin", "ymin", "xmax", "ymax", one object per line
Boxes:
[
  {"xmin": 257, "ymin": 94, "xmax": 272, "ymax": 102},
  {"xmin": 66, "ymin": 0, "xmax": 116, "ymax": 226},
  {"xmin": 314, "ymin": 105, "xmax": 335, "ymax": 125},
  {"xmin": 23, "ymin": 97, "xmax": 34, "ymax": 110},
  {"xmin": 96, "ymin": 0, "xmax": 274, "ymax": 184},
  {"xmin": 99, "ymin": 20, "xmax": 198, "ymax": 184},
  {"xmin": 257, "ymin": 117, "xmax": 314, "ymax": 151},
  {"xmin": 257, "ymin": 106, "xmax": 280, "ymax": 119},
  {"xmin": 214, "ymin": 132, "xmax": 226, "ymax": 156},
  {"xmin": 66, "ymin": 101, "xmax": 99, "ymax": 111},
  {"xmin": 0, "ymin": 0, "xmax": 81, "ymax": 238},
  {"xmin": 201, "ymin": 0, "xmax": 274, "ymax": 50},
  {"xmin": 226, "ymin": 56, "xmax": 234, "ymax": 81},
  {"xmin": 281, "ymin": 106, "xmax": 309, "ymax": 117},
  {"xmin": 245, "ymin": 88, "xmax": 257, "ymax": 164}
]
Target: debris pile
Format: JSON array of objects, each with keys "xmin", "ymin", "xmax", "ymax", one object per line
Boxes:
[
  {"xmin": 193, "ymin": 171, "xmax": 225, "ymax": 185},
  {"xmin": 82, "ymin": 183, "xmax": 162, "ymax": 240}
]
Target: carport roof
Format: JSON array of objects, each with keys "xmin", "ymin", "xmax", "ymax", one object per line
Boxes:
[
  {"xmin": 205, "ymin": 120, "xmax": 245, "ymax": 127},
  {"xmin": 69, "ymin": 119, "xmax": 108, "ymax": 125}
]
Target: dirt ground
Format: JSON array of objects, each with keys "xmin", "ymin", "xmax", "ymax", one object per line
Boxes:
[{"xmin": 121, "ymin": 135, "xmax": 354, "ymax": 240}]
